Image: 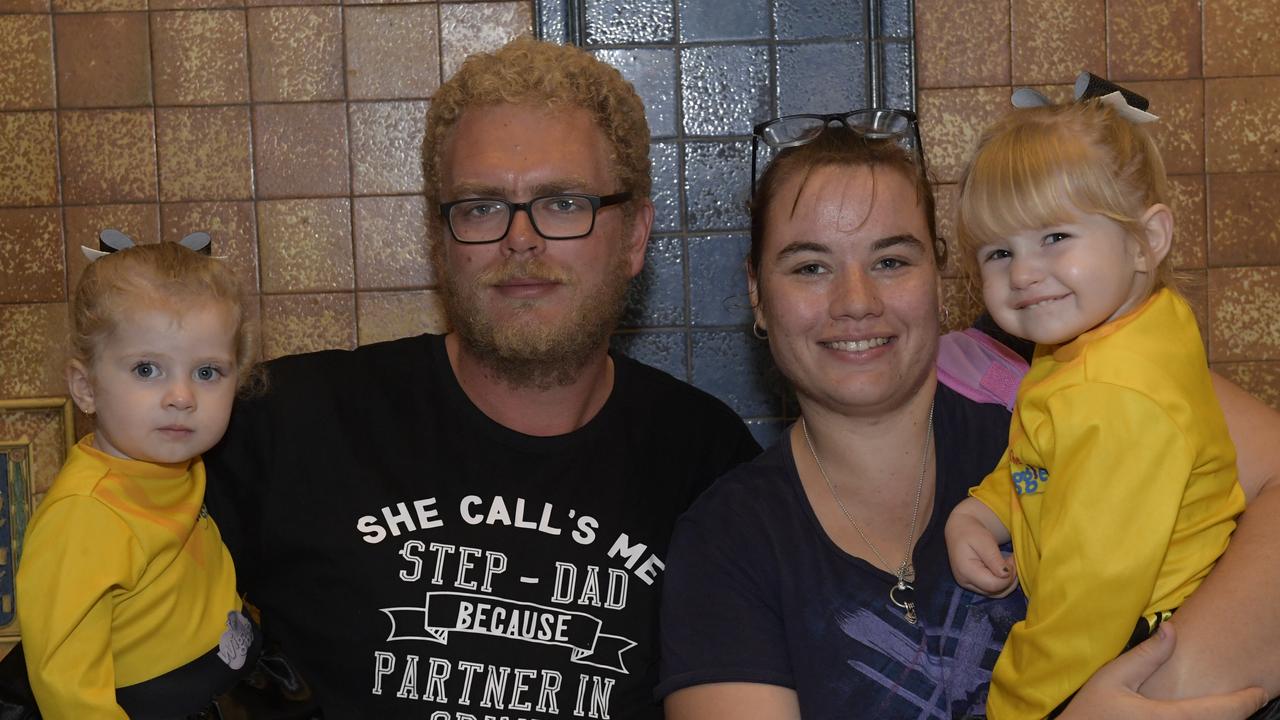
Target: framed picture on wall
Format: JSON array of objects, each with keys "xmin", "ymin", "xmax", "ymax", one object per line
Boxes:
[{"xmin": 0, "ymin": 398, "xmax": 76, "ymax": 641}]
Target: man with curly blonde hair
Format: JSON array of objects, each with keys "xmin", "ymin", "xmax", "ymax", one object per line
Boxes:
[{"xmin": 205, "ymin": 37, "xmax": 759, "ymax": 718}]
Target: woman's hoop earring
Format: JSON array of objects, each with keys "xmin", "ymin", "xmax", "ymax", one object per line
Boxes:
[{"xmin": 752, "ymin": 321, "xmax": 769, "ymax": 340}]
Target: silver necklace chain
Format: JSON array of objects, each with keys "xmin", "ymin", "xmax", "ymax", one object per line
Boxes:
[{"xmin": 801, "ymin": 399, "xmax": 935, "ymax": 624}]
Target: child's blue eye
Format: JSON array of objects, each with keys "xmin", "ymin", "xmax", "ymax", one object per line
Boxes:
[
  {"xmin": 1043, "ymin": 232, "xmax": 1070, "ymax": 245},
  {"xmin": 195, "ymin": 365, "xmax": 223, "ymax": 382},
  {"xmin": 983, "ymin": 248, "xmax": 1011, "ymax": 263},
  {"xmin": 132, "ymin": 362, "xmax": 159, "ymax": 379}
]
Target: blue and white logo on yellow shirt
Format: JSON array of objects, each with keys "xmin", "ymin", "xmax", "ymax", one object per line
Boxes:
[{"xmin": 1011, "ymin": 462, "xmax": 1049, "ymax": 495}]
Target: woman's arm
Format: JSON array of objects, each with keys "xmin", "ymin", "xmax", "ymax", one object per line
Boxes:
[{"xmin": 665, "ymin": 683, "xmax": 801, "ymax": 720}]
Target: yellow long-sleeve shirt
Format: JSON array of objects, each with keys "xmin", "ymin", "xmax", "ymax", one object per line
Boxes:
[
  {"xmin": 972, "ymin": 289, "xmax": 1245, "ymax": 719},
  {"xmin": 16, "ymin": 437, "xmax": 241, "ymax": 718}
]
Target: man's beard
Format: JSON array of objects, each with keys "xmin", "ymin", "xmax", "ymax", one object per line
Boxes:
[{"xmin": 441, "ymin": 249, "xmax": 632, "ymax": 390}]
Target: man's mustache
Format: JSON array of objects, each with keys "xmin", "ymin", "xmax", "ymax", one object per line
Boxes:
[{"xmin": 477, "ymin": 258, "xmax": 574, "ymax": 286}]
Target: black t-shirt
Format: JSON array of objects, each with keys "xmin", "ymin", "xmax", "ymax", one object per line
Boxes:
[
  {"xmin": 657, "ymin": 384, "xmax": 1027, "ymax": 719},
  {"xmin": 204, "ymin": 334, "xmax": 760, "ymax": 719}
]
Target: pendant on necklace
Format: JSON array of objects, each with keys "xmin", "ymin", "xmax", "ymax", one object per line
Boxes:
[{"xmin": 889, "ymin": 579, "xmax": 918, "ymax": 625}]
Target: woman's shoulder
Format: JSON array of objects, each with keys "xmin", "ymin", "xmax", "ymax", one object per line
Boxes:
[{"xmin": 680, "ymin": 438, "xmax": 802, "ymax": 530}]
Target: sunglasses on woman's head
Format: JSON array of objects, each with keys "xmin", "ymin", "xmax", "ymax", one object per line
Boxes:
[{"xmin": 750, "ymin": 109, "xmax": 927, "ymax": 194}]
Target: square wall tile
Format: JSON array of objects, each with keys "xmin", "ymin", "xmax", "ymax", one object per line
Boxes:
[
  {"xmin": 611, "ymin": 330, "xmax": 688, "ymax": 381},
  {"xmin": 1179, "ymin": 269, "xmax": 1210, "ymax": 350},
  {"xmin": 350, "ymin": 101, "xmax": 427, "ymax": 196},
  {"xmin": 1208, "ymin": 173, "xmax": 1280, "ymax": 267},
  {"xmin": 1204, "ymin": 0, "xmax": 1280, "ymax": 77},
  {"xmin": 1206, "ymin": 77, "xmax": 1280, "ymax": 174},
  {"xmin": 651, "ymin": 142, "xmax": 682, "ymax": 232},
  {"xmin": 690, "ymin": 329, "xmax": 782, "ymax": 417},
  {"xmin": 917, "ymin": 86, "xmax": 1010, "ymax": 184},
  {"xmin": 440, "ymin": 2, "xmax": 533, "ymax": 81},
  {"xmin": 882, "ymin": 40, "xmax": 916, "ymax": 111},
  {"xmin": 583, "ymin": 0, "xmax": 674, "ymax": 44},
  {"xmin": 161, "ymin": 201, "xmax": 259, "ymax": 293},
  {"xmin": 353, "ymin": 195, "xmax": 431, "ymax": 290},
  {"xmin": 681, "ymin": 45, "xmax": 770, "ymax": 136},
  {"xmin": 63, "ymin": 204, "xmax": 159, "ymax": 291},
  {"xmin": 1208, "ymin": 267, "xmax": 1280, "ymax": 362},
  {"xmin": 257, "ymin": 198, "xmax": 354, "ymax": 293},
  {"xmin": 247, "ymin": 6, "xmax": 342, "ymax": 102},
  {"xmin": 52, "ymin": 0, "xmax": 144, "ymax": 15},
  {"xmin": 774, "ymin": 0, "xmax": 865, "ymax": 39},
  {"xmin": 1, "ymin": 0, "xmax": 50, "ymax": 10},
  {"xmin": 0, "ymin": 304, "xmax": 70, "ymax": 398},
  {"xmin": 260, "ymin": 292, "xmax": 356, "ymax": 360},
  {"xmin": 156, "ymin": 106, "xmax": 253, "ymax": 201},
  {"xmin": 1108, "ymin": 0, "xmax": 1200, "ymax": 80},
  {"xmin": 0, "ymin": 208, "xmax": 64, "ymax": 303},
  {"xmin": 1167, "ymin": 174, "xmax": 1206, "ymax": 270},
  {"xmin": 1213, "ymin": 361, "xmax": 1280, "ymax": 411},
  {"xmin": 0, "ymin": 15, "xmax": 54, "ymax": 110},
  {"xmin": 942, "ymin": 276, "xmax": 984, "ymax": 332},
  {"xmin": 689, "ymin": 234, "xmax": 752, "ymax": 327},
  {"xmin": 680, "ymin": 0, "xmax": 767, "ymax": 41},
  {"xmin": 594, "ymin": 48, "xmax": 676, "ymax": 138},
  {"xmin": 932, "ymin": 182, "xmax": 961, "ymax": 277},
  {"xmin": 777, "ymin": 42, "xmax": 868, "ymax": 116},
  {"xmin": 0, "ymin": 112, "xmax": 58, "ymax": 206},
  {"xmin": 1128, "ymin": 79, "xmax": 1203, "ymax": 175},
  {"xmin": 915, "ymin": 0, "xmax": 1009, "ymax": 88},
  {"xmin": 59, "ymin": 110, "xmax": 157, "ymax": 204},
  {"xmin": 356, "ymin": 290, "xmax": 446, "ymax": 346},
  {"xmin": 151, "ymin": 9, "xmax": 249, "ymax": 106},
  {"xmin": 252, "ymin": 103, "xmax": 350, "ymax": 198},
  {"xmin": 54, "ymin": 13, "xmax": 151, "ymax": 108},
  {"xmin": 684, "ymin": 140, "xmax": 752, "ymax": 231},
  {"xmin": 1010, "ymin": 0, "xmax": 1104, "ymax": 86},
  {"xmin": 151, "ymin": 0, "xmax": 244, "ymax": 10},
  {"xmin": 622, "ymin": 236, "xmax": 685, "ymax": 328},
  {"xmin": 345, "ymin": 5, "xmax": 440, "ymax": 100},
  {"xmin": 880, "ymin": 0, "xmax": 914, "ymax": 38}
]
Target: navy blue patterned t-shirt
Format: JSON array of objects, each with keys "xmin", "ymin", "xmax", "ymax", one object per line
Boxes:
[{"xmin": 657, "ymin": 384, "xmax": 1027, "ymax": 719}]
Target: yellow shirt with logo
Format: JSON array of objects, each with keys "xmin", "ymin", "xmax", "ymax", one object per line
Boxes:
[
  {"xmin": 971, "ymin": 288, "xmax": 1245, "ymax": 719},
  {"xmin": 16, "ymin": 437, "xmax": 241, "ymax": 718}
]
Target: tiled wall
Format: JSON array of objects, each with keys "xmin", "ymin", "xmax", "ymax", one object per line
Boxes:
[{"xmin": 917, "ymin": 0, "xmax": 1280, "ymax": 409}]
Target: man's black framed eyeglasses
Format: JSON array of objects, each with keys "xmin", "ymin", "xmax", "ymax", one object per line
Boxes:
[
  {"xmin": 440, "ymin": 192, "xmax": 632, "ymax": 244},
  {"xmin": 750, "ymin": 109, "xmax": 926, "ymax": 193}
]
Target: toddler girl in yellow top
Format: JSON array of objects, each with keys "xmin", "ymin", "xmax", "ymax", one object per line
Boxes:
[
  {"xmin": 17, "ymin": 241, "xmax": 261, "ymax": 718},
  {"xmin": 943, "ymin": 92, "xmax": 1245, "ymax": 718}
]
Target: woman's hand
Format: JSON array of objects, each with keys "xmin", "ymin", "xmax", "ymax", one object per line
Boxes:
[{"xmin": 1060, "ymin": 623, "xmax": 1268, "ymax": 720}]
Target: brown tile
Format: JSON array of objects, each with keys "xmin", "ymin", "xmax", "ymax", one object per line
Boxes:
[
  {"xmin": 256, "ymin": 198, "xmax": 354, "ymax": 293},
  {"xmin": 1108, "ymin": 0, "xmax": 1201, "ymax": 80},
  {"xmin": 932, "ymin": 183, "xmax": 962, "ymax": 278},
  {"xmin": 1010, "ymin": 0, "xmax": 1104, "ymax": 86},
  {"xmin": 151, "ymin": 0, "xmax": 242, "ymax": 10},
  {"xmin": 1204, "ymin": 0, "xmax": 1280, "ymax": 77},
  {"xmin": 1206, "ymin": 77, "xmax": 1280, "ymax": 174},
  {"xmin": 345, "ymin": 5, "xmax": 439, "ymax": 100},
  {"xmin": 1126, "ymin": 79, "xmax": 1203, "ymax": 175},
  {"xmin": 252, "ymin": 103, "xmax": 349, "ymax": 198},
  {"xmin": 0, "ymin": 208, "xmax": 64, "ymax": 303},
  {"xmin": 0, "ymin": 112, "xmax": 58, "ymax": 206},
  {"xmin": 0, "ymin": 15, "xmax": 55, "ymax": 111},
  {"xmin": 1212, "ymin": 361, "xmax": 1280, "ymax": 410},
  {"xmin": 940, "ymin": 277, "xmax": 984, "ymax": 334},
  {"xmin": 1, "ymin": 0, "xmax": 51, "ymax": 11},
  {"xmin": 914, "ymin": 0, "xmax": 1009, "ymax": 89},
  {"xmin": 1178, "ymin": 269, "xmax": 1210, "ymax": 354},
  {"xmin": 156, "ymin": 106, "xmax": 252, "ymax": 201},
  {"xmin": 1208, "ymin": 173, "xmax": 1280, "ymax": 267},
  {"xmin": 246, "ymin": 6, "xmax": 343, "ymax": 102},
  {"xmin": 161, "ymin": 201, "xmax": 259, "ymax": 293},
  {"xmin": 918, "ymin": 86, "xmax": 1011, "ymax": 184},
  {"xmin": 440, "ymin": 2, "xmax": 534, "ymax": 81},
  {"xmin": 152, "ymin": 10, "xmax": 249, "ymax": 106},
  {"xmin": 0, "ymin": 304, "xmax": 69, "ymax": 398},
  {"xmin": 63, "ymin": 204, "xmax": 159, "ymax": 292},
  {"xmin": 353, "ymin": 195, "xmax": 430, "ymax": 289},
  {"xmin": 54, "ymin": 13, "xmax": 151, "ymax": 108},
  {"xmin": 260, "ymin": 292, "xmax": 355, "ymax": 360},
  {"xmin": 1207, "ymin": 267, "xmax": 1280, "ymax": 362},
  {"xmin": 350, "ymin": 101, "xmax": 427, "ymax": 196},
  {"xmin": 51, "ymin": 0, "xmax": 144, "ymax": 13},
  {"xmin": 244, "ymin": 0, "xmax": 328, "ymax": 7},
  {"xmin": 1167, "ymin": 174, "xmax": 1206, "ymax": 270},
  {"xmin": 357, "ymin": 290, "xmax": 446, "ymax": 346},
  {"xmin": 59, "ymin": 110, "xmax": 157, "ymax": 204}
]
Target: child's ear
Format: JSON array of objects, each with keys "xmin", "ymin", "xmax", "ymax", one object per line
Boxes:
[
  {"xmin": 1135, "ymin": 204, "xmax": 1174, "ymax": 271},
  {"xmin": 66, "ymin": 360, "xmax": 96, "ymax": 415}
]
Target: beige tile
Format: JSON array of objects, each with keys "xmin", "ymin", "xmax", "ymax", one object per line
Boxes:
[
  {"xmin": 940, "ymin": 276, "xmax": 984, "ymax": 334},
  {"xmin": 1212, "ymin": 361, "xmax": 1280, "ymax": 410},
  {"xmin": 345, "ymin": 5, "xmax": 440, "ymax": 100},
  {"xmin": 1206, "ymin": 76, "xmax": 1280, "ymax": 174},
  {"xmin": 350, "ymin": 101, "xmax": 427, "ymax": 196},
  {"xmin": 439, "ymin": 2, "xmax": 533, "ymax": 81},
  {"xmin": 151, "ymin": 0, "xmax": 243, "ymax": 10},
  {"xmin": 1108, "ymin": 0, "xmax": 1201, "ymax": 80},
  {"xmin": 1010, "ymin": 0, "xmax": 1104, "ymax": 86},
  {"xmin": 914, "ymin": 0, "xmax": 1009, "ymax": 89},
  {"xmin": 1208, "ymin": 267, "xmax": 1280, "ymax": 362},
  {"xmin": 353, "ymin": 195, "xmax": 431, "ymax": 289},
  {"xmin": 0, "ymin": 112, "xmax": 58, "ymax": 206},
  {"xmin": 1127, "ymin": 79, "xmax": 1203, "ymax": 175},
  {"xmin": 151, "ymin": 9, "xmax": 249, "ymax": 106},
  {"xmin": 1167, "ymin": 174, "xmax": 1206, "ymax": 270},
  {"xmin": 247, "ymin": 6, "xmax": 343, "ymax": 102},
  {"xmin": 356, "ymin": 290, "xmax": 446, "ymax": 346},
  {"xmin": 0, "ymin": 15, "xmax": 54, "ymax": 110},
  {"xmin": 51, "ymin": 0, "xmax": 144, "ymax": 15},
  {"xmin": 156, "ymin": 106, "xmax": 253, "ymax": 201},
  {"xmin": 252, "ymin": 102, "xmax": 349, "ymax": 198},
  {"xmin": 0, "ymin": 208, "xmax": 64, "ymax": 303},
  {"xmin": 260, "ymin": 293, "xmax": 356, "ymax": 360},
  {"xmin": 0, "ymin": 0, "xmax": 51, "ymax": 10},
  {"xmin": 918, "ymin": 86, "xmax": 1011, "ymax": 184},
  {"xmin": 0, "ymin": 304, "xmax": 70, "ymax": 398},
  {"xmin": 1208, "ymin": 173, "xmax": 1280, "ymax": 267},
  {"xmin": 1204, "ymin": 0, "xmax": 1280, "ymax": 77},
  {"xmin": 59, "ymin": 110, "xmax": 158, "ymax": 204},
  {"xmin": 54, "ymin": 12, "xmax": 152, "ymax": 108},
  {"xmin": 63, "ymin": 204, "xmax": 160, "ymax": 293},
  {"xmin": 161, "ymin": 201, "xmax": 259, "ymax": 293},
  {"xmin": 931, "ymin": 183, "xmax": 963, "ymax": 278},
  {"xmin": 256, "ymin": 198, "xmax": 354, "ymax": 293},
  {"xmin": 1178, "ymin": 269, "xmax": 1210, "ymax": 354}
]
